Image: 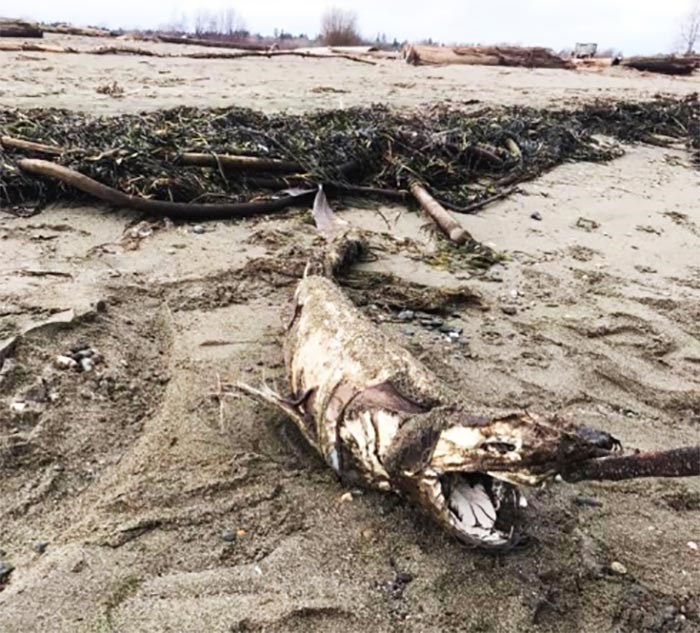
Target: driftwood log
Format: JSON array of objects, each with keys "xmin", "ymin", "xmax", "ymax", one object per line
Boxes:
[
  {"xmin": 0, "ymin": 41, "xmax": 377, "ymax": 65},
  {"xmin": 410, "ymin": 181, "xmax": 473, "ymax": 244},
  {"xmin": 0, "ymin": 19, "xmax": 43, "ymax": 38},
  {"xmin": 17, "ymin": 158, "xmax": 315, "ymax": 221},
  {"xmin": 404, "ymin": 44, "xmax": 573, "ymax": 69},
  {"xmin": 0, "ymin": 41, "xmax": 75, "ymax": 53},
  {"xmin": 184, "ymin": 49, "xmax": 377, "ymax": 65},
  {"xmin": 42, "ymin": 24, "xmax": 114, "ymax": 37},
  {"xmin": 152, "ymin": 34, "xmax": 271, "ymax": 51},
  {"xmin": 622, "ymin": 56, "xmax": 699, "ymax": 76}
]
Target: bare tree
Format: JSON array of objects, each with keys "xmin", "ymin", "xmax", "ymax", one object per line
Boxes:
[
  {"xmin": 679, "ymin": 0, "xmax": 700, "ymax": 54},
  {"xmin": 320, "ymin": 7, "xmax": 361, "ymax": 46},
  {"xmin": 222, "ymin": 8, "xmax": 245, "ymax": 36},
  {"xmin": 206, "ymin": 12, "xmax": 220, "ymax": 34},
  {"xmin": 193, "ymin": 10, "xmax": 211, "ymax": 36}
]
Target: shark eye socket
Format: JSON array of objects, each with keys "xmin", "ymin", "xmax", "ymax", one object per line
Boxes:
[{"xmin": 484, "ymin": 441, "xmax": 516, "ymax": 454}]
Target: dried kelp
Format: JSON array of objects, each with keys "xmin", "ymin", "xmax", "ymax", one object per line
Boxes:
[{"xmin": 1, "ymin": 96, "xmax": 698, "ymax": 214}]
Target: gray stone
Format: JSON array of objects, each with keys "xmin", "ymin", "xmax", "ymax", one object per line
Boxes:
[{"xmin": 222, "ymin": 529, "xmax": 237, "ymax": 543}]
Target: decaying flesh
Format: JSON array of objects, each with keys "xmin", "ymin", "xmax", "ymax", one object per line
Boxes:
[{"xmin": 237, "ymin": 248, "xmax": 619, "ymax": 550}]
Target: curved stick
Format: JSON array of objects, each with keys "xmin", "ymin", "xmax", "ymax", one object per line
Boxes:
[
  {"xmin": 562, "ymin": 446, "xmax": 699, "ymax": 483},
  {"xmin": 18, "ymin": 159, "xmax": 314, "ymax": 221}
]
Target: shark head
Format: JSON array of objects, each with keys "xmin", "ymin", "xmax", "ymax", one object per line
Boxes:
[{"xmin": 385, "ymin": 408, "xmax": 618, "ymax": 550}]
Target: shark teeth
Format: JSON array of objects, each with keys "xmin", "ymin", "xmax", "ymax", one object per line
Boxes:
[{"xmin": 447, "ymin": 476, "xmax": 512, "ymax": 546}]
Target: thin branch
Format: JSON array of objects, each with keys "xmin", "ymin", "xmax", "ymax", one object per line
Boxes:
[
  {"xmin": 1, "ymin": 135, "xmax": 64, "ymax": 156},
  {"xmin": 178, "ymin": 152, "xmax": 302, "ymax": 173},
  {"xmin": 562, "ymin": 446, "xmax": 699, "ymax": 482},
  {"xmin": 409, "ymin": 181, "xmax": 473, "ymax": 244}
]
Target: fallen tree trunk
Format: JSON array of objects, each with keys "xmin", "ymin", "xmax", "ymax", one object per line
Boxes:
[
  {"xmin": 562, "ymin": 446, "xmax": 700, "ymax": 482},
  {"xmin": 18, "ymin": 158, "xmax": 315, "ymax": 221},
  {"xmin": 404, "ymin": 44, "xmax": 572, "ymax": 69},
  {"xmin": 410, "ymin": 181, "xmax": 473, "ymax": 244},
  {"xmin": 178, "ymin": 152, "xmax": 302, "ymax": 173},
  {"xmin": 622, "ymin": 56, "xmax": 698, "ymax": 76},
  {"xmin": 0, "ymin": 19, "xmax": 43, "ymax": 38}
]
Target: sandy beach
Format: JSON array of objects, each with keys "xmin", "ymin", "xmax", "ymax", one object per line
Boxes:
[{"xmin": 1, "ymin": 33, "xmax": 699, "ymax": 633}]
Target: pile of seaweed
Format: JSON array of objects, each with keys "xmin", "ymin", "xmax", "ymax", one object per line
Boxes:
[{"xmin": 0, "ymin": 95, "xmax": 698, "ymax": 213}]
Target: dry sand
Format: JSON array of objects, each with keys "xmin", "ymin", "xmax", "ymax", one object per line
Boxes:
[
  {"xmin": 2, "ymin": 33, "xmax": 700, "ymax": 114},
  {"xmin": 0, "ymin": 34, "xmax": 699, "ymax": 633}
]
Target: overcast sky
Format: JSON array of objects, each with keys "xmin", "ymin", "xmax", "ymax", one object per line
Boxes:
[{"xmin": 5, "ymin": 0, "xmax": 696, "ymax": 54}]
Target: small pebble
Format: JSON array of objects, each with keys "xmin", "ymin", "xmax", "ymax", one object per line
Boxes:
[
  {"xmin": 609, "ymin": 561, "xmax": 627, "ymax": 575},
  {"xmin": 501, "ymin": 306, "xmax": 518, "ymax": 316},
  {"xmin": 688, "ymin": 541, "xmax": 698, "ymax": 552},
  {"xmin": 0, "ymin": 561, "xmax": 14, "ymax": 581},
  {"xmin": 236, "ymin": 528, "xmax": 247, "ymax": 538},
  {"xmin": 397, "ymin": 310, "xmax": 415, "ymax": 322},
  {"xmin": 70, "ymin": 342, "xmax": 90, "ymax": 354},
  {"xmin": 456, "ymin": 336, "xmax": 469, "ymax": 345},
  {"xmin": 192, "ymin": 224, "xmax": 205, "ymax": 234},
  {"xmin": 10, "ymin": 401, "xmax": 28, "ymax": 413},
  {"xmin": 439, "ymin": 325, "xmax": 463, "ymax": 336},
  {"xmin": 530, "ymin": 211, "xmax": 543, "ymax": 221},
  {"xmin": 80, "ymin": 358, "xmax": 95, "ymax": 373},
  {"xmin": 221, "ymin": 529, "xmax": 237, "ymax": 543},
  {"xmin": 573, "ymin": 495, "xmax": 603, "ymax": 508},
  {"xmin": 55, "ymin": 355, "xmax": 78, "ymax": 370},
  {"xmin": 33, "ymin": 541, "xmax": 49, "ymax": 555},
  {"xmin": 401, "ymin": 329, "xmax": 415, "ymax": 337},
  {"xmin": 339, "ymin": 491, "xmax": 354, "ymax": 503}
]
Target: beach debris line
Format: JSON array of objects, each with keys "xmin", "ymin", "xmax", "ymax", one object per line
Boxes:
[{"xmin": 2, "ymin": 97, "xmax": 698, "ymax": 218}]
